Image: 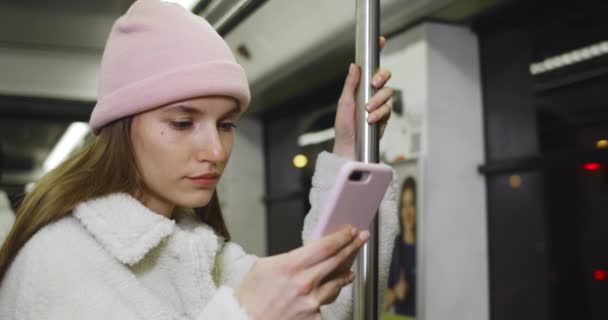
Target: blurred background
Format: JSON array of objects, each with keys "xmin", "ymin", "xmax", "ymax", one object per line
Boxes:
[{"xmin": 1, "ymin": 0, "xmax": 608, "ymax": 319}]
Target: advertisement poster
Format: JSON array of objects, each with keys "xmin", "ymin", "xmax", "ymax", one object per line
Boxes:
[{"xmin": 382, "ymin": 159, "xmax": 420, "ymax": 320}]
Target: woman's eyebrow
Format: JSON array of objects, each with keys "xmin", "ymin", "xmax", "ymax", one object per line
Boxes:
[
  {"xmin": 222, "ymin": 105, "xmax": 241, "ymax": 118},
  {"xmin": 163, "ymin": 104, "xmax": 240, "ymax": 117},
  {"xmin": 163, "ymin": 105, "xmax": 199, "ymax": 114}
]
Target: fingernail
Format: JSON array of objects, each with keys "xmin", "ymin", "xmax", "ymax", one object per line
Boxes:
[
  {"xmin": 359, "ymin": 230, "xmax": 370, "ymax": 242},
  {"xmin": 366, "ymin": 102, "xmax": 374, "ymax": 111},
  {"xmin": 373, "ymin": 75, "xmax": 382, "ymax": 87},
  {"xmin": 349, "ymin": 63, "xmax": 355, "ymax": 75},
  {"xmin": 348, "ymin": 272, "xmax": 355, "ymax": 282},
  {"xmin": 368, "ymin": 114, "xmax": 376, "ymax": 123},
  {"xmin": 351, "ymin": 227, "xmax": 357, "ymax": 236}
]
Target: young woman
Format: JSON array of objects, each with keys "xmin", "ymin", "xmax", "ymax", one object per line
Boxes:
[{"xmin": 0, "ymin": 1, "xmax": 399, "ymax": 319}]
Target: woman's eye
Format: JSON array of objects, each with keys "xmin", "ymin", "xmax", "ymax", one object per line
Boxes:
[
  {"xmin": 169, "ymin": 121, "xmax": 193, "ymax": 130},
  {"xmin": 219, "ymin": 122, "xmax": 237, "ymax": 131}
]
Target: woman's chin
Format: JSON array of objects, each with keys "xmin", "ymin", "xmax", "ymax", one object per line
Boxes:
[{"xmin": 174, "ymin": 190, "xmax": 214, "ymax": 208}]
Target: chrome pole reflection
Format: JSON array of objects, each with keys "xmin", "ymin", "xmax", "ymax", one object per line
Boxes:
[{"xmin": 354, "ymin": 0, "xmax": 380, "ymax": 319}]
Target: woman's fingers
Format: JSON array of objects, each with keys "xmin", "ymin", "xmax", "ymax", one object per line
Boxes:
[
  {"xmin": 315, "ymin": 271, "xmax": 355, "ymax": 305},
  {"xmin": 380, "ymin": 36, "xmax": 386, "ymax": 51},
  {"xmin": 367, "ymin": 103, "xmax": 392, "ymax": 124},
  {"xmin": 299, "ymin": 230, "xmax": 369, "ymax": 287},
  {"xmin": 337, "ymin": 63, "xmax": 361, "ymax": 110},
  {"xmin": 372, "ymin": 68, "xmax": 392, "ymax": 89},
  {"xmin": 328, "ymin": 250, "xmax": 358, "ymax": 279},
  {"xmin": 366, "ymin": 86, "xmax": 394, "ymax": 112},
  {"xmin": 380, "ymin": 119, "xmax": 389, "ymax": 137},
  {"xmin": 289, "ymin": 226, "xmax": 357, "ymax": 270},
  {"xmin": 338, "ymin": 65, "xmax": 391, "ymax": 113},
  {"xmin": 339, "ymin": 65, "xmax": 390, "ymax": 109}
]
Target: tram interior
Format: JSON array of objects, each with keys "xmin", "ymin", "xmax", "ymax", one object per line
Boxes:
[{"xmin": 1, "ymin": 0, "xmax": 608, "ymax": 319}]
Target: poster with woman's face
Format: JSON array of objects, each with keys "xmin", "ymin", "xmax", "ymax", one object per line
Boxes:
[{"xmin": 382, "ymin": 159, "xmax": 420, "ymax": 320}]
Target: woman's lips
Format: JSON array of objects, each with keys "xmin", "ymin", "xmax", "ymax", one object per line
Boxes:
[{"xmin": 187, "ymin": 174, "xmax": 219, "ymax": 186}]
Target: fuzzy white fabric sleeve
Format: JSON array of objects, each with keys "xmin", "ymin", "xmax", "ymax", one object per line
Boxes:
[
  {"xmin": 215, "ymin": 241, "xmax": 258, "ymax": 289},
  {"xmin": 194, "ymin": 286, "xmax": 250, "ymax": 320},
  {"xmin": 302, "ymin": 151, "xmax": 399, "ymax": 319}
]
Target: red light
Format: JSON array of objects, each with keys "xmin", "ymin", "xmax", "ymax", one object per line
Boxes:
[
  {"xmin": 594, "ymin": 270, "xmax": 607, "ymax": 281},
  {"xmin": 583, "ymin": 162, "xmax": 601, "ymax": 171}
]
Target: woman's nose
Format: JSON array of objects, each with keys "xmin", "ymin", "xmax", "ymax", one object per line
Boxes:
[{"xmin": 194, "ymin": 128, "xmax": 227, "ymax": 163}]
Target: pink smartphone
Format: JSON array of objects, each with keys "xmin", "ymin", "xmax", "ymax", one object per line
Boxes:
[{"xmin": 310, "ymin": 161, "xmax": 393, "ymax": 240}]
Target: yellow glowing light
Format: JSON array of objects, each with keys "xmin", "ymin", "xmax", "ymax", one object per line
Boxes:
[
  {"xmin": 596, "ymin": 140, "xmax": 608, "ymax": 149},
  {"xmin": 293, "ymin": 154, "xmax": 308, "ymax": 168},
  {"xmin": 509, "ymin": 175, "xmax": 522, "ymax": 189}
]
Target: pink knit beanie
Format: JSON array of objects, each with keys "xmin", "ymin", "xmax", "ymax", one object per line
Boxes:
[{"xmin": 89, "ymin": 0, "xmax": 250, "ymax": 134}]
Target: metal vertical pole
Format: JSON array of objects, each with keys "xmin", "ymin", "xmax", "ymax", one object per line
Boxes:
[{"xmin": 354, "ymin": 0, "xmax": 380, "ymax": 320}]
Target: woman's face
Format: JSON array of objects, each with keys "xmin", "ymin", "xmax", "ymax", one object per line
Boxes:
[
  {"xmin": 130, "ymin": 96, "xmax": 239, "ymax": 216},
  {"xmin": 401, "ymin": 188, "xmax": 416, "ymax": 228}
]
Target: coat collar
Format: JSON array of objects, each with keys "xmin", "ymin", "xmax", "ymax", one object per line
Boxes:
[{"xmin": 73, "ymin": 193, "xmax": 176, "ymax": 266}]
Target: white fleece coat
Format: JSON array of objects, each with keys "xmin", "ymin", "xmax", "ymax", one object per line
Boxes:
[{"xmin": 0, "ymin": 152, "xmax": 399, "ymax": 320}]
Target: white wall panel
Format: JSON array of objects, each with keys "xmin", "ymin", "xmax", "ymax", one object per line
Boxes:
[{"xmin": 380, "ymin": 23, "xmax": 488, "ymax": 320}]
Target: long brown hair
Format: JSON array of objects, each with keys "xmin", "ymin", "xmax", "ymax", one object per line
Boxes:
[
  {"xmin": 0, "ymin": 118, "xmax": 230, "ymax": 282},
  {"xmin": 398, "ymin": 177, "xmax": 417, "ymax": 236}
]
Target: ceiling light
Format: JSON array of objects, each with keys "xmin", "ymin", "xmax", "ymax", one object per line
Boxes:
[
  {"xmin": 161, "ymin": 0, "xmax": 200, "ymax": 11},
  {"xmin": 530, "ymin": 40, "xmax": 608, "ymax": 75},
  {"xmin": 293, "ymin": 154, "xmax": 308, "ymax": 168},
  {"xmin": 509, "ymin": 175, "xmax": 522, "ymax": 189},
  {"xmin": 43, "ymin": 122, "xmax": 90, "ymax": 173},
  {"xmin": 571, "ymin": 51, "xmax": 583, "ymax": 63},
  {"xmin": 297, "ymin": 128, "xmax": 335, "ymax": 147},
  {"xmin": 596, "ymin": 140, "xmax": 608, "ymax": 149},
  {"xmin": 25, "ymin": 182, "xmax": 36, "ymax": 193}
]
